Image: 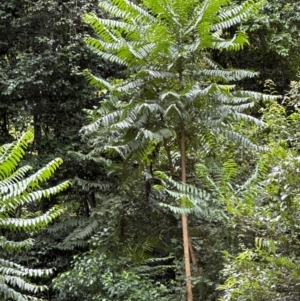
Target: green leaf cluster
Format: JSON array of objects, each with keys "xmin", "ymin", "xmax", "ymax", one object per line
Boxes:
[
  {"xmin": 218, "ymin": 89, "xmax": 300, "ymax": 300},
  {"xmin": 0, "ymin": 132, "xmax": 71, "ymax": 301},
  {"xmin": 54, "ymin": 251, "xmax": 173, "ymax": 301}
]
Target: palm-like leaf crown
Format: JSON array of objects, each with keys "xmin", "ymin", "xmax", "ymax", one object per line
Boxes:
[
  {"xmin": 0, "ymin": 132, "xmax": 71, "ymax": 301},
  {"xmin": 82, "ymin": 0, "xmax": 278, "ymax": 172}
]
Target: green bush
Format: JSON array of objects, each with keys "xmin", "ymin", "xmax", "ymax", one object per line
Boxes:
[{"xmin": 54, "ymin": 250, "xmax": 173, "ymax": 301}]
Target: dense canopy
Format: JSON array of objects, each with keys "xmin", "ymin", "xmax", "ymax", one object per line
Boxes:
[{"xmin": 1, "ymin": 0, "xmax": 300, "ymax": 300}]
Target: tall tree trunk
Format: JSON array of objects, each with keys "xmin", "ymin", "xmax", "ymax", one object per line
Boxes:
[{"xmin": 180, "ymin": 127, "xmax": 193, "ymax": 301}]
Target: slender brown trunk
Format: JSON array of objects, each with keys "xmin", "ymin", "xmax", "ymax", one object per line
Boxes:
[
  {"xmin": 189, "ymin": 238, "xmax": 197, "ymax": 266},
  {"xmin": 180, "ymin": 128, "xmax": 193, "ymax": 301},
  {"xmin": 163, "ymin": 138, "xmax": 174, "ymax": 176}
]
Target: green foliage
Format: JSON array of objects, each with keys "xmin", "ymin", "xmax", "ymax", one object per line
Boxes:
[
  {"xmin": 82, "ymin": 0, "xmax": 278, "ymax": 180},
  {"xmin": 218, "ymin": 85, "xmax": 300, "ymax": 300},
  {"xmin": 241, "ymin": 0, "xmax": 300, "ymax": 57},
  {"xmin": 218, "ymin": 149, "xmax": 300, "ymax": 300},
  {"xmin": 80, "ymin": 1, "xmax": 283, "ymax": 300},
  {"xmin": 0, "ymin": 1, "xmax": 112, "ymax": 297},
  {"xmin": 0, "ymin": 132, "xmax": 71, "ymax": 301},
  {"xmin": 0, "ymin": 0, "xmax": 104, "ymax": 180},
  {"xmin": 215, "ymin": 1, "xmax": 300, "ymax": 92},
  {"xmin": 53, "ymin": 250, "xmax": 173, "ymax": 301},
  {"xmin": 153, "ymin": 170, "xmax": 227, "ymax": 221},
  {"xmin": 2, "ymin": 0, "xmax": 299, "ymax": 300}
]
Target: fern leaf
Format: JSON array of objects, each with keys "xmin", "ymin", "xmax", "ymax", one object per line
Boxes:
[{"xmin": 0, "ymin": 133, "xmax": 70, "ymax": 300}]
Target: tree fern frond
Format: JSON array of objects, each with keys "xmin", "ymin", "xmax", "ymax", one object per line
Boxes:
[
  {"xmin": 136, "ymin": 102, "xmax": 164, "ymax": 114},
  {"xmin": 212, "ymin": 0, "xmax": 263, "ymax": 32},
  {"xmin": 196, "ymin": 130, "xmax": 220, "ymax": 155},
  {"xmin": 0, "ymin": 158, "xmax": 66, "ymax": 201},
  {"xmin": 217, "ymin": 0, "xmax": 263, "ymax": 22},
  {"xmin": 99, "ymin": 1, "xmax": 134, "ymax": 21},
  {"xmin": 84, "ymin": 12, "xmax": 140, "ymax": 39},
  {"xmin": 136, "ymin": 256, "xmax": 175, "ymax": 277},
  {"xmin": 196, "ymin": 68, "xmax": 257, "ymax": 82},
  {"xmin": 84, "ymin": 15, "xmax": 120, "ymax": 43},
  {"xmin": 184, "ymin": 0, "xmax": 215, "ymax": 35},
  {"xmin": 0, "ymin": 283, "xmax": 40, "ymax": 301},
  {"xmin": 113, "ymin": 116, "xmax": 135, "ymax": 130},
  {"xmin": 90, "ymin": 18, "xmax": 138, "ymax": 33},
  {"xmin": 236, "ymin": 160, "xmax": 269, "ymax": 193},
  {"xmin": 47, "ymin": 216, "xmax": 89, "ymax": 234},
  {"xmin": 99, "ymin": 0, "xmax": 155, "ymax": 27},
  {"xmin": 0, "ymin": 237, "xmax": 34, "ymax": 252},
  {"xmin": 228, "ymin": 102, "xmax": 255, "ymax": 111},
  {"xmin": 201, "ymin": 104, "xmax": 233, "ymax": 120},
  {"xmin": 73, "ymin": 177, "xmax": 112, "ymax": 191},
  {"xmin": 220, "ymin": 95, "xmax": 254, "ymax": 105},
  {"xmin": 68, "ymin": 151, "xmax": 112, "ymax": 166},
  {"xmin": 0, "ymin": 259, "xmax": 52, "ymax": 278},
  {"xmin": 81, "ymin": 107, "xmax": 122, "ymax": 133},
  {"xmin": 83, "ymin": 69, "xmax": 112, "ymax": 90},
  {"xmin": 203, "ymin": 55, "xmax": 223, "ymax": 70},
  {"xmin": 1, "ymin": 180, "xmax": 70, "ymax": 212},
  {"xmin": 0, "ymin": 133, "xmax": 70, "ymax": 300},
  {"xmin": 231, "ymin": 112, "xmax": 265, "ymax": 126},
  {"xmin": 233, "ymin": 90, "xmax": 282, "ymax": 102},
  {"xmin": 89, "ymin": 48, "xmax": 129, "ymax": 66},
  {"xmin": 159, "ymin": 202, "xmax": 196, "ymax": 215},
  {"xmin": 0, "ymin": 165, "xmax": 31, "ymax": 190},
  {"xmin": 102, "ymin": 109, "xmax": 123, "ymax": 127},
  {"xmin": 108, "ymin": 0, "xmax": 156, "ymax": 22},
  {"xmin": 130, "ymin": 43, "xmax": 157, "ymax": 59},
  {"xmin": 56, "ymin": 240, "xmax": 88, "ymax": 251},
  {"xmin": 81, "ymin": 117, "xmax": 102, "ymax": 133},
  {"xmin": 212, "ymin": 31, "xmax": 249, "ymax": 51},
  {"xmin": 154, "ymin": 171, "xmax": 211, "ymax": 202},
  {"xmin": 153, "ymin": 128, "xmax": 175, "ymax": 140},
  {"xmin": 160, "ymin": 90, "xmax": 181, "ymax": 101},
  {"xmin": 0, "ymin": 205, "xmax": 65, "ymax": 231},
  {"xmin": 0, "ymin": 132, "xmax": 33, "ymax": 180},
  {"xmin": 183, "ymin": 83, "xmax": 220, "ymax": 102},
  {"xmin": 116, "ymin": 79, "xmax": 144, "ymax": 92},
  {"xmin": 4, "ymin": 275, "xmax": 46, "ymax": 293},
  {"xmin": 220, "ymin": 129, "xmax": 266, "ymax": 151},
  {"xmin": 125, "ymin": 142, "xmax": 155, "ymax": 166},
  {"xmin": 138, "ymin": 69, "xmax": 177, "ymax": 79},
  {"xmin": 63, "ymin": 219, "xmax": 100, "ymax": 244}
]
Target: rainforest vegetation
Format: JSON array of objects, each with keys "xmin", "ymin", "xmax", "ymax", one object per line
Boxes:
[{"xmin": 1, "ymin": 0, "xmax": 300, "ymax": 300}]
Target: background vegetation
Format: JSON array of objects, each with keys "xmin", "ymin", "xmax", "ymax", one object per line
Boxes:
[{"xmin": 1, "ymin": 0, "xmax": 300, "ymax": 300}]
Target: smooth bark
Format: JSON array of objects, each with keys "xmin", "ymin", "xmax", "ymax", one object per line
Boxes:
[{"xmin": 181, "ymin": 129, "xmax": 193, "ymax": 301}]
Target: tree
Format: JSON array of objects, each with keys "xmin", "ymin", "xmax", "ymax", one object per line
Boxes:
[
  {"xmin": 0, "ymin": 132, "xmax": 70, "ymax": 301},
  {"xmin": 0, "ymin": 0, "xmax": 101, "ymax": 160},
  {"xmin": 82, "ymin": 0, "xmax": 276, "ymax": 300},
  {"xmin": 0, "ymin": 2, "xmax": 109, "ymax": 290}
]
